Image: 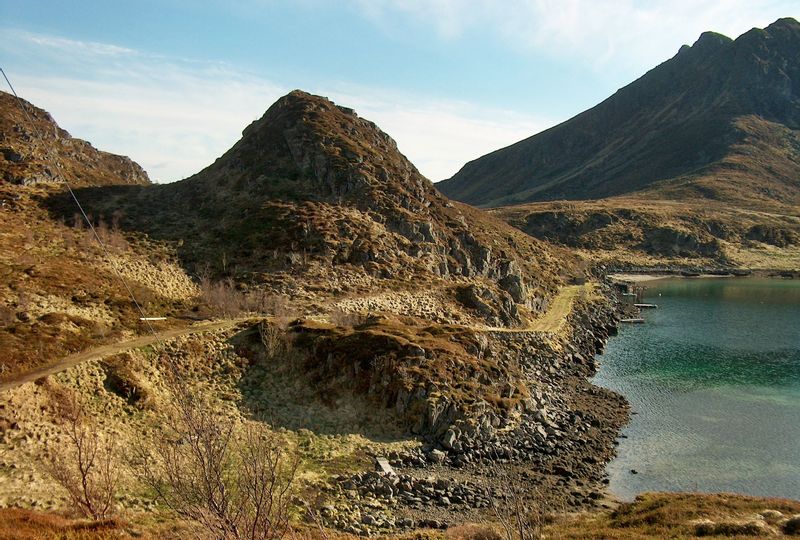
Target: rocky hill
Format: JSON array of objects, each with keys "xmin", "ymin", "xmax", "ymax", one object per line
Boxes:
[
  {"xmin": 1, "ymin": 91, "xmax": 149, "ymax": 187},
  {"xmin": 438, "ymin": 18, "xmax": 800, "ymax": 210},
  {"xmin": 2, "ymin": 91, "xmax": 630, "ymax": 531},
  {"xmin": 493, "ymin": 197, "xmax": 800, "ymax": 271},
  {"xmin": 61, "ymin": 91, "xmax": 565, "ymax": 321}
]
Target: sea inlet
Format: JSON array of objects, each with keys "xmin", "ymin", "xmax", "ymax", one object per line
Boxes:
[{"xmin": 594, "ymin": 277, "xmax": 800, "ymax": 500}]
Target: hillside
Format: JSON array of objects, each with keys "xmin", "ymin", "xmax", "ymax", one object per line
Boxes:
[
  {"xmin": 0, "ymin": 92, "xmax": 195, "ymax": 379},
  {"xmin": 438, "ymin": 18, "xmax": 800, "ymax": 210},
  {"xmin": 55, "ymin": 90, "xmax": 565, "ymax": 320},
  {"xmin": 0, "ymin": 91, "xmax": 149, "ymax": 188},
  {"xmin": 0, "ymin": 90, "xmax": 637, "ymax": 536},
  {"xmin": 493, "ymin": 197, "xmax": 800, "ymax": 271}
]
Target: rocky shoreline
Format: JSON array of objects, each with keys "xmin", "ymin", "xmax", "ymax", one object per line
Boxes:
[{"xmin": 318, "ymin": 284, "xmax": 631, "ymax": 535}]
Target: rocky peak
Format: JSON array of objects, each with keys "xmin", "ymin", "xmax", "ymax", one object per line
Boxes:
[
  {"xmin": 0, "ymin": 91, "xmax": 150, "ymax": 187},
  {"xmin": 691, "ymin": 31, "xmax": 733, "ymax": 52},
  {"xmin": 205, "ymin": 90, "xmax": 439, "ymax": 215}
]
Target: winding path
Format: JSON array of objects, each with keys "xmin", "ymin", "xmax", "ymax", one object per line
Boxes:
[
  {"xmin": 1, "ymin": 283, "xmax": 593, "ymax": 393},
  {"xmin": 0, "ymin": 318, "xmax": 249, "ymax": 393}
]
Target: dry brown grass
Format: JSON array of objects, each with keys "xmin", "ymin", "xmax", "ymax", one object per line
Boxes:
[
  {"xmin": 446, "ymin": 524, "xmax": 503, "ymax": 540},
  {"xmin": 0, "ymin": 509, "xmax": 131, "ymax": 540},
  {"xmin": 545, "ymin": 492, "xmax": 800, "ymax": 539}
]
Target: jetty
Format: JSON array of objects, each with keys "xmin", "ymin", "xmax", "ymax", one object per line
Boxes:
[
  {"xmin": 634, "ymin": 303, "xmax": 658, "ymax": 309},
  {"xmin": 621, "ymin": 318, "xmax": 645, "ymax": 324}
]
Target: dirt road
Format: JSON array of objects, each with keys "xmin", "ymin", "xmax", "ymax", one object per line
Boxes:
[
  {"xmin": 481, "ymin": 283, "xmax": 591, "ymax": 333},
  {"xmin": 0, "ymin": 318, "xmax": 250, "ymax": 393}
]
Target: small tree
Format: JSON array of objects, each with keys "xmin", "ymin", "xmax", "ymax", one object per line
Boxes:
[
  {"xmin": 487, "ymin": 468, "xmax": 551, "ymax": 540},
  {"xmin": 43, "ymin": 389, "xmax": 119, "ymax": 520},
  {"xmin": 132, "ymin": 383, "xmax": 298, "ymax": 540}
]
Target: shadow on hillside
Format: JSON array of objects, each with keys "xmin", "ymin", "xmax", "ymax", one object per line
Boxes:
[
  {"xmin": 40, "ymin": 182, "xmax": 293, "ymax": 280},
  {"xmin": 229, "ymin": 325, "xmax": 408, "ymax": 442}
]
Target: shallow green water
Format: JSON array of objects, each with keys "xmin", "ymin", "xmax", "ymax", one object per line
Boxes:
[{"xmin": 593, "ymin": 278, "xmax": 800, "ymax": 500}]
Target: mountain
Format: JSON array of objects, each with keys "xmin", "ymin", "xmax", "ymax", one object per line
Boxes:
[
  {"xmin": 438, "ymin": 18, "xmax": 800, "ymax": 210},
  {"xmin": 63, "ymin": 91, "xmax": 564, "ymax": 320},
  {"xmin": 2, "ymin": 92, "xmax": 629, "ymax": 528}
]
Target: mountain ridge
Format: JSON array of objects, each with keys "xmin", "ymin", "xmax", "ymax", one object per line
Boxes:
[
  {"xmin": 437, "ymin": 17, "xmax": 800, "ymax": 209},
  {"xmin": 0, "ymin": 91, "xmax": 150, "ymax": 188}
]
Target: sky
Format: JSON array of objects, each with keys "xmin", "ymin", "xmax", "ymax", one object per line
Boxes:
[{"xmin": 1, "ymin": 1, "xmax": 798, "ymax": 183}]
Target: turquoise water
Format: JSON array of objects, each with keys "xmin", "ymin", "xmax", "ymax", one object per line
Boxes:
[{"xmin": 593, "ymin": 278, "xmax": 800, "ymax": 500}]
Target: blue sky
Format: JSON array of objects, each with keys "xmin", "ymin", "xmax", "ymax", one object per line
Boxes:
[{"xmin": 2, "ymin": 1, "xmax": 798, "ymax": 183}]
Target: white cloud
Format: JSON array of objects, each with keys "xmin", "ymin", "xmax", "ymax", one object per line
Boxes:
[
  {"xmin": 353, "ymin": 0, "xmax": 800, "ymax": 72},
  {"xmin": 325, "ymin": 87, "xmax": 550, "ymax": 180},
  {"xmin": 1, "ymin": 30, "xmax": 287, "ymax": 183},
  {"xmin": 0, "ymin": 29, "xmax": 551, "ymax": 183}
]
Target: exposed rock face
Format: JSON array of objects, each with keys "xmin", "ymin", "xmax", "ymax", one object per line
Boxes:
[
  {"xmin": 438, "ymin": 18, "xmax": 800, "ymax": 209},
  {"xmin": 0, "ymin": 91, "xmax": 150, "ymax": 187}
]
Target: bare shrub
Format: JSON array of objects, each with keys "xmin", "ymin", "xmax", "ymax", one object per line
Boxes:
[
  {"xmin": 42, "ymin": 387, "xmax": 119, "ymax": 520},
  {"xmin": 95, "ymin": 216, "xmax": 129, "ymax": 251},
  {"xmin": 199, "ymin": 276, "xmax": 293, "ymax": 319},
  {"xmin": 487, "ymin": 468, "xmax": 561, "ymax": 540},
  {"xmin": 258, "ymin": 321, "xmax": 297, "ymax": 362},
  {"xmin": 131, "ymin": 387, "xmax": 298, "ymax": 540},
  {"xmin": 199, "ymin": 276, "xmax": 246, "ymax": 317}
]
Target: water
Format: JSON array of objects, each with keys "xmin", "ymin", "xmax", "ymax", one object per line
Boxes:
[{"xmin": 593, "ymin": 278, "xmax": 800, "ymax": 500}]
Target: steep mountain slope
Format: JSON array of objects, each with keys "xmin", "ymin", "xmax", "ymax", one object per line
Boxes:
[
  {"xmin": 438, "ymin": 18, "xmax": 800, "ymax": 210},
  {"xmin": 0, "ymin": 92, "xmax": 195, "ymax": 379},
  {"xmin": 63, "ymin": 91, "xmax": 565, "ymax": 321}
]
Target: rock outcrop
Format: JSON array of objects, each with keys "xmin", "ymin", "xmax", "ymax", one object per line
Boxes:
[{"xmin": 0, "ymin": 91, "xmax": 149, "ymax": 187}]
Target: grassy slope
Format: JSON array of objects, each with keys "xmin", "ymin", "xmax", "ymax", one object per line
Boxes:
[{"xmin": 493, "ymin": 196, "xmax": 800, "ymax": 271}]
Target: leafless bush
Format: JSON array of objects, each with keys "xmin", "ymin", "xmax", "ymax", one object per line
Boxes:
[
  {"xmin": 199, "ymin": 276, "xmax": 247, "ymax": 317},
  {"xmin": 95, "ymin": 217, "xmax": 129, "ymax": 251},
  {"xmin": 199, "ymin": 275, "xmax": 293, "ymax": 319},
  {"xmin": 486, "ymin": 468, "xmax": 556, "ymax": 540},
  {"xmin": 131, "ymin": 387, "xmax": 298, "ymax": 540},
  {"xmin": 258, "ymin": 321, "xmax": 293, "ymax": 360},
  {"xmin": 42, "ymin": 388, "xmax": 119, "ymax": 520}
]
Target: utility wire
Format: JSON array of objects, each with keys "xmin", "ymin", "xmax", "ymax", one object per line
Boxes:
[{"xmin": 1, "ymin": 67, "xmax": 163, "ymax": 346}]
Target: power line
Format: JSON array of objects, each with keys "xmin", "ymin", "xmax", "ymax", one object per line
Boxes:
[{"xmin": 1, "ymin": 67, "xmax": 163, "ymax": 346}]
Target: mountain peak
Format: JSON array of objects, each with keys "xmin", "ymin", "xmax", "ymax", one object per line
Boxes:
[
  {"xmin": 439, "ymin": 17, "xmax": 800, "ymax": 208},
  {"xmin": 768, "ymin": 16, "xmax": 800, "ymax": 30},
  {"xmin": 201, "ymin": 89, "xmax": 434, "ymax": 214},
  {"xmin": 694, "ymin": 30, "xmax": 733, "ymax": 48}
]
